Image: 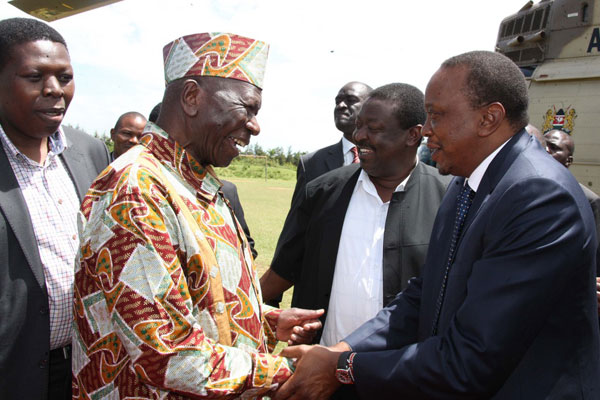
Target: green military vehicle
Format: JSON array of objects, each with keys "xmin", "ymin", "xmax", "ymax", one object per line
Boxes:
[{"xmin": 497, "ymin": 0, "xmax": 600, "ymax": 191}]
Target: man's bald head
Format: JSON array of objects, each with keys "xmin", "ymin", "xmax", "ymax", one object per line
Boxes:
[
  {"xmin": 544, "ymin": 129, "xmax": 574, "ymax": 168},
  {"xmin": 110, "ymin": 111, "xmax": 147, "ymax": 158},
  {"xmin": 334, "ymin": 81, "xmax": 372, "ymax": 140}
]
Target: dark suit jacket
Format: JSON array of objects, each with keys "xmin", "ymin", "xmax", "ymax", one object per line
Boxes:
[
  {"xmin": 580, "ymin": 183, "xmax": 600, "ymax": 275},
  {"xmin": 345, "ymin": 130, "xmax": 600, "ymax": 399},
  {"xmin": 271, "ymin": 162, "xmax": 451, "ymax": 342},
  {"xmin": 290, "ymin": 140, "xmax": 344, "ymax": 206},
  {"xmin": 0, "ymin": 126, "xmax": 110, "ymax": 400},
  {"xmin": 220, "ymin": 179, "xmax": 257, "ymax": 259}
]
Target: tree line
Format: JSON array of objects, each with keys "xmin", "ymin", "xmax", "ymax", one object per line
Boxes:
[{"xmin": 241, "ymin": 144, "xmax": 306, "ymax": 166}]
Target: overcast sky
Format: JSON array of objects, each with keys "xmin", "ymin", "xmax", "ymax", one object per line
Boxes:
[{"xmin": 1, "ymin": 0, "xmax": 531, "ymax": 152}]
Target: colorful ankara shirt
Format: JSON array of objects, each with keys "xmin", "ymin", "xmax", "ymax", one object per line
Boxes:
[{"xmin": 73, "ymin": 123, "xmax": 292, "ymax": 399}]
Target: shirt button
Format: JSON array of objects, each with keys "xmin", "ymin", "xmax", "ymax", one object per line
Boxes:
[
  {"xmin": 72, "ymin": 235, "xmax": 77, "ymax": 240},
  {"xmin": 39, "ymin": 307, "xmax": 48, "ymax": 315},
  {"xmin": 39, "ymin": 358, "xmax": 47, "ymax": 368},
  {"xmin": 58, "ymin": 199, "xmax": 63, "ymax": 205}
]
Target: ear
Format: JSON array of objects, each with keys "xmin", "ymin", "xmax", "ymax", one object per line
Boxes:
[
  {"xmin": 406, "ymin": 125, "xmax": 423, "ymax": 147},
  {"xmin": 566, "ymin": 155, "xmax": 573, "ymax": 167},
  {"xmin": 180, "ymin": 79, "xmax": 203, "ymax": 117},
  {"xmin": 110, "ymin": 128, "xmax": 116, "ymax": 138},
  {"xmin": 477, "ymin": 102, "xmax": 505, "ymax": 138}
]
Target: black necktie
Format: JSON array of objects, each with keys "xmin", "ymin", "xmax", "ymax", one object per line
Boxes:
[{"xmin": 431, "ymin": 182, "xmax": 475, "ymax": 335}]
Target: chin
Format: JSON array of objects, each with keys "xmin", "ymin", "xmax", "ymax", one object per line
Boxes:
[
  {"xmin": 214, "ymin": 158, "xmax": 234, "ymax": 168},
  {"xmin": 436, "ymin": 164, "xmax": 452, "ymax": 176}
]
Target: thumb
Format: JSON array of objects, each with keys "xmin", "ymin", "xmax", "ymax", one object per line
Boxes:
[
  {"xmin": 280, "ymin": 344, "xmax": 310, "ymax": 359},
  {"xmin": 293, "ymin": 308, "xmax": 325, "ymax": 319}
]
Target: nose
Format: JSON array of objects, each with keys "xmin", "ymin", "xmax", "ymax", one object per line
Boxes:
[
  {"xmin": 42, "ymin": 76, "xmax": 63, "ymax": 97},
  {"xmin": 335, "ymin": 101, "xmax": 348, "ymax": 111},
  {"xmin": 246, "ymin": 115, "xmax": 260, "ymax": 136},
  {"xmin": 129, "ymin": 135, "xmax": 139, "ymax": 144},
  {"xmin": 352, "ymin": 125, "xmax": 366, "ymax": 143},
  {"xmin": 422, "ymin": 117, "xmax": 433, "ymax": 138}
]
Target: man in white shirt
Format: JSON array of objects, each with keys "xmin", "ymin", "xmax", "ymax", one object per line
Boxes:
[
  {"xmin": 263, "ymin": 81, "xmax": 374, "ymax": 308},
  {"xmin": 260, "ymin": 83, "xmax": 450, "ymax": 346}
]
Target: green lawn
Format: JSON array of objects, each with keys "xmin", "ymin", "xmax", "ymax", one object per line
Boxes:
[{"xmin": 225, "ymin": 177, "xmax": 295, "ymax": 310}]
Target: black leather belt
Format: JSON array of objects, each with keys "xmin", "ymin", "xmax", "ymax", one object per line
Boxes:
[{"xmin": 49, "ymin": 344, "xmax": 72, "ymax": 361}]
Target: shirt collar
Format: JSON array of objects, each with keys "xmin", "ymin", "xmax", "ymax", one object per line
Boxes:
[
  {"xmin": 467, "ymin": 139, "xmax": 510, "ymax": 192},
  {"xmin": 341, "ymin": 136, "xmax": 355, "ymax": 154},
  {"xmin": 356, "ymin": 160, "xmax": 417, "ymax": 200},
  {"xmin": 142, "ymin": 121, "xmax": 222, "ymax": 201},
  {"xmin": 0, "ymin": 123, "xmax": 67, "ymax": 164}
]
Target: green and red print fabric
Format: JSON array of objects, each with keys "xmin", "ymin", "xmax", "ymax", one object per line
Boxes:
[{"xmin": 72, "ymin": 123, "xmax": 291, "ymax": 399}]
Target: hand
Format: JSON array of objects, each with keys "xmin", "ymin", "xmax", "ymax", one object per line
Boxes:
[
  {"xmin": 275, "ymin": 308, "xmax": 324, "ymax": 345},
  {"xmin": 273, "ymin": 343, "xmax": 350, "ymax": 400},
  {"xmin": 596, "ymin": 277, "xmax": 600, "ymax": 315}
]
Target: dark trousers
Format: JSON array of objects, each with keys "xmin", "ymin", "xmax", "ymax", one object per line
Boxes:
[{"xmin": 48, "ymin": 346, "xmax": 71, "ymax": 400}]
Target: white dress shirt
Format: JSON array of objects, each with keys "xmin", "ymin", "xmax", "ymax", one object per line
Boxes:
[
  {"xmin": 342, "ymin": 136, "xmax": 357, "ymax": 166},
  {"xmin": 467, "ymin": 139, "xmax": 510, "ymax": 192},
  {"xmin": 320, "ymin": 166, "xmax": 414, "ymax": 346}
]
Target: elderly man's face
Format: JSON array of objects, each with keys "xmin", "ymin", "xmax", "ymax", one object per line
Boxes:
[
  {"xmin": 353, "ymin": 97, "xmax": 415, "ymax": 179},
  {"xmin": 186, "ymin": 78, "xmax": 261, "ymax": 167},
  {"xmin": 334, "ymin": 82, "xmax": 370, "ymax": 139},
  {"xmin": 111, "ymin": 114, "xmax": 147, "ymax": 158},
  {"xmin": 0, "ymin": 40, "xmax": 74, "ymax": 142},
  {"xmin": 422, "ymin": 66, "xmax": 483, "ymax": 177},
  {"xmin": 544, "ymin": 130, "xmax": 573, "ymax": 167}
]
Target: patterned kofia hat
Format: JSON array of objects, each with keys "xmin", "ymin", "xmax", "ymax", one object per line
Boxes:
[{"xmin": 163, "ymin": 32, "xmax": 269, "ymax": 89}]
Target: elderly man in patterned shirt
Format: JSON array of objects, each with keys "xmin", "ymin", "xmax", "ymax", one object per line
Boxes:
[{"xmin": 72, "ymin": 33, "xmax": 323, "ymax": 399}]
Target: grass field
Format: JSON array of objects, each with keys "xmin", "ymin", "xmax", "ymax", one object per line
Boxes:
[{"xmin": 225, "ymin": 177, "xmax": 295, "ymax": 310}]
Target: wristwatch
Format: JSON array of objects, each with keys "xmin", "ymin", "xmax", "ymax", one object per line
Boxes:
[{"xmin": 335, "ymin": 351, "xmax": 356, "ymax": 384}]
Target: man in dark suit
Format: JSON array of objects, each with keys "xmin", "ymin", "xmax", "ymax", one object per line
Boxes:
[
  {"xmin": 275, "ymin": 51, "xmax": 600, "ymax": 399},
  {"xmin": 221, "ymin": 179, "xmax": 258, "ymax": 259},
  {"xmin": 0, "ymin": 18, "xmax": 110, "ymax": 400},
  {"xmin": 260, "ymin": 83, "xmax": 450, "ymax": 345},
  {"xmin": 290, "ymin": 81, "xmax": 372, "ymax": 204}
]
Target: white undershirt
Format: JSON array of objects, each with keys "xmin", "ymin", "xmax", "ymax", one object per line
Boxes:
[
  {"xmin": 320, "ymin": 167, "xmax": 414, "ymax": 346},
  {"xmin": 341, "ymin": 136, "xmax": 356, "ymax": 166},
  {"xmin": 468, "ymin": 139, "xmax": 510, "ymax": 191}
]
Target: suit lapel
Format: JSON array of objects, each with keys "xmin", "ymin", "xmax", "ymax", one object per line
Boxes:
[
  {"xmin": 324, "ymin": 140, "xmax": 344, "ymax": 172},
  {"xmin": 0, "ymin": 144, "xmax": 46, "ymax": 290},
  {"xmin": 460, "ymin": 130, "xmax": 530, "ymax": 238},
  {"xmin": 382, "ymin": 162, "xmax": 424, "ymax": 302},
  {"xmin": 60, "ymin": 132, "xmax": 89, "ymax": 200},
  {"xmin": 317, "ymin": 166, "xmax": 361, "ymax": 298}
]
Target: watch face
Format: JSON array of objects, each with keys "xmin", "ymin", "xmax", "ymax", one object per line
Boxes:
[{"xmin": 335, "ymin": 369, "xmax": 353, "ymax": 385}]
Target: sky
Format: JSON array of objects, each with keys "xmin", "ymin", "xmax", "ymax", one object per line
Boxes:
[{"xmin": 1, "ymin": 0, "xmax": 532, "ymax": 153}]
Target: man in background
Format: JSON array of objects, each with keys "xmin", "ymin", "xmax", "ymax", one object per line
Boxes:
[
  {"xmin": 0, "ymin": 18, "xmax": 110, "ymax": 400},
  {"xmin": 110, "ymin": 111, "xmax": 147, "ymax": 160},
  {"xmin": 291, "ymin": 81, "xmax": 372, "ymax": 203},
  {"xmin": 260, "ymin": 83, "xmax": 450, "ymax": 347},
  {"xmin": 543, "ymin": 128, "xmax": 600, "ymax": 315}
]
